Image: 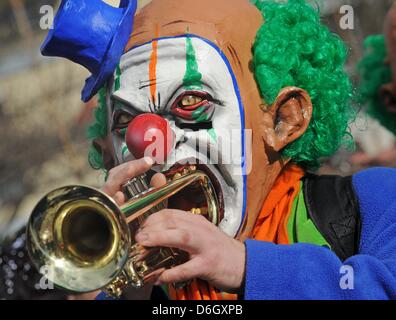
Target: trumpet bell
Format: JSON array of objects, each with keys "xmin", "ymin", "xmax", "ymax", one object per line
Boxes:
[{"xmin": 26, "ymin": 186, "xmax": 131, "ymax": 293}]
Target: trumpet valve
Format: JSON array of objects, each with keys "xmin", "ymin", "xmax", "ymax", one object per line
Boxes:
[
  {"xmin": 104, "ymin": 273, "xmax": 129, "ymax": 298},
  {"xmin": 172, "ymin": 172, "xmax": 182, "ymax": 180}
]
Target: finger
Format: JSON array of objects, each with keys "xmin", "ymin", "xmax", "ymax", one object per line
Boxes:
[
  {"xmin": 142, "ymin": 209, "xmax": 208, "ymax": 231},
  {"xmin": 135, "ymin": 228, "xmax": 198, "ymax": 253},
  {"xmin": 103, "ymin": 157, "xmax": 154, "ymax": 195},
  {"xmin": 150, "ymin": 173, "xmax": 167, "ymax": 188},
  {"xmin": 144, "ymin": 267, "xmax": 166, "ymax": 285},
  {"xmin": 138, "ymin": 220, "xmax": 178, "ymax": 233},
  {"xmin": 141, "ymin": 209, "xmax": 190, "ymax": 231},
  {"xmin": 140, "ymin": 209, "xmax": 184, "ymax": 231},
  {"xmin": 113, "ymin": 191, "xmax": 125, "ymax": 206},
  {"xmin": 108, "ymin": 157, "xmax": 154, "ymax": 185},
  {"xmin": 140, "ymin": 212, "xmax": 207, "ymax": 235},
  {"xmin": 156, "ymin": 259, "xmax": 201, "ymax": 285}
]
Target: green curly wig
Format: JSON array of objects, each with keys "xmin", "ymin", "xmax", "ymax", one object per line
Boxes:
[
  {"xmin": 88, "ymin": 0, "xmax": 354, "ymax": 171},
  {"xmin": 252, "ymin": 0, "xmax": 354, "ymax": 169},
  {"xmin": 357, "ymin": 35, "xmax": 396, "ymax": 135},
  {"xmin": 87, "ymin": 87, "xmax": 107, "ymax": 170}
]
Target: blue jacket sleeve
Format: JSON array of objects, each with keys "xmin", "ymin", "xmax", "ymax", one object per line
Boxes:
[{"xmin": 244, "ymin": 167, "xmax": 396, "ymax": 300}]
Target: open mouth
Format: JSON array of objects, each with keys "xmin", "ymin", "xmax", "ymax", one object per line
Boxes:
[{"xmin": 148, "ymin": 158, "xmax": 225, "ymax": 225}]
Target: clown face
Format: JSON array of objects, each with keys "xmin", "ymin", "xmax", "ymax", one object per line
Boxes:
[
  {"xmin": 105, "ymin": 36, "xmax": 248, "ymax": 237},
  {"xmin": 98, "ymin": 0, "xmax": 291, "ymax": 241}
]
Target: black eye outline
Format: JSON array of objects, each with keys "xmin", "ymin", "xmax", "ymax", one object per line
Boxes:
[
  {"xmin": 112, "ymin": 110, "xmax": 135, "ymax": 130},
  {"xmin": 110, "ymin": 96, "xmax": 142, "ymax": 132}
]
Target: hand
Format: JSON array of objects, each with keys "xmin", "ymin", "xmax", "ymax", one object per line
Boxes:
[
  {"xmin": 135, "ymin": 210, "xmax": 246, "ymax": 293},
  {"xmin": 101, "ymin": 157, "xmax": 166, "ymax": 206}
]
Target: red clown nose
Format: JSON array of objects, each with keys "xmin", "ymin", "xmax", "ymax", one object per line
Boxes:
[{"xmin": 125, "ymin": 114, "xmax": 175, "ymax": 163}]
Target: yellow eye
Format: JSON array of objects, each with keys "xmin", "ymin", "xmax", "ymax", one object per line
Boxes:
[
  {"xmin": 116, "ymin": 113, "xmax": 133, "ymax": 126},
  {"xmin": 180, "ymin": 95, "xmax": 203, "ymax": 108}
]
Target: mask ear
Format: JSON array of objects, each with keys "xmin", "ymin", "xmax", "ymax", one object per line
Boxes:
[{"xmin": 261, "ymin": 87, "xmax": 313, "ymax": 153}]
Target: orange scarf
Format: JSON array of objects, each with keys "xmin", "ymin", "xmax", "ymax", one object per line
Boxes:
[{"xmin": 169, "ymin": 164, "xmax": 304, "ymax": 300}]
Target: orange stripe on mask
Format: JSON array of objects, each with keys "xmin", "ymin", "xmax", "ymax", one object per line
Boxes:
[{"xmin": 149, "ymin": 25, "xmax": 160, "ymax": 105}]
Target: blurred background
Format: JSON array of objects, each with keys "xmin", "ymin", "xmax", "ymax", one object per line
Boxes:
[
  {"xmin": 0, "ymin": 0, "xmax": 152, "ymax": 240},
  {"xmin": 0, "ymin": 0, "xmax": 395, "ymax": 240}
]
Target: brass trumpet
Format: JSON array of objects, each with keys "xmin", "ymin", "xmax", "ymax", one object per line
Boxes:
[{"xmin": 26, "ymin": 165, "xmax": 220, "ymax": 297}]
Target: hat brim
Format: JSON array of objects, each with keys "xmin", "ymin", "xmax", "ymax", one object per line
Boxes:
[{"xmin": 81, "ymin": 0, "xmax": 137, "ymax": 102}]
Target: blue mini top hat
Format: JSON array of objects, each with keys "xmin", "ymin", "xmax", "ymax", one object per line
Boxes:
[{"xmin": 42, "ymin": 0, "xmax": 137, "ymax": 102}]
